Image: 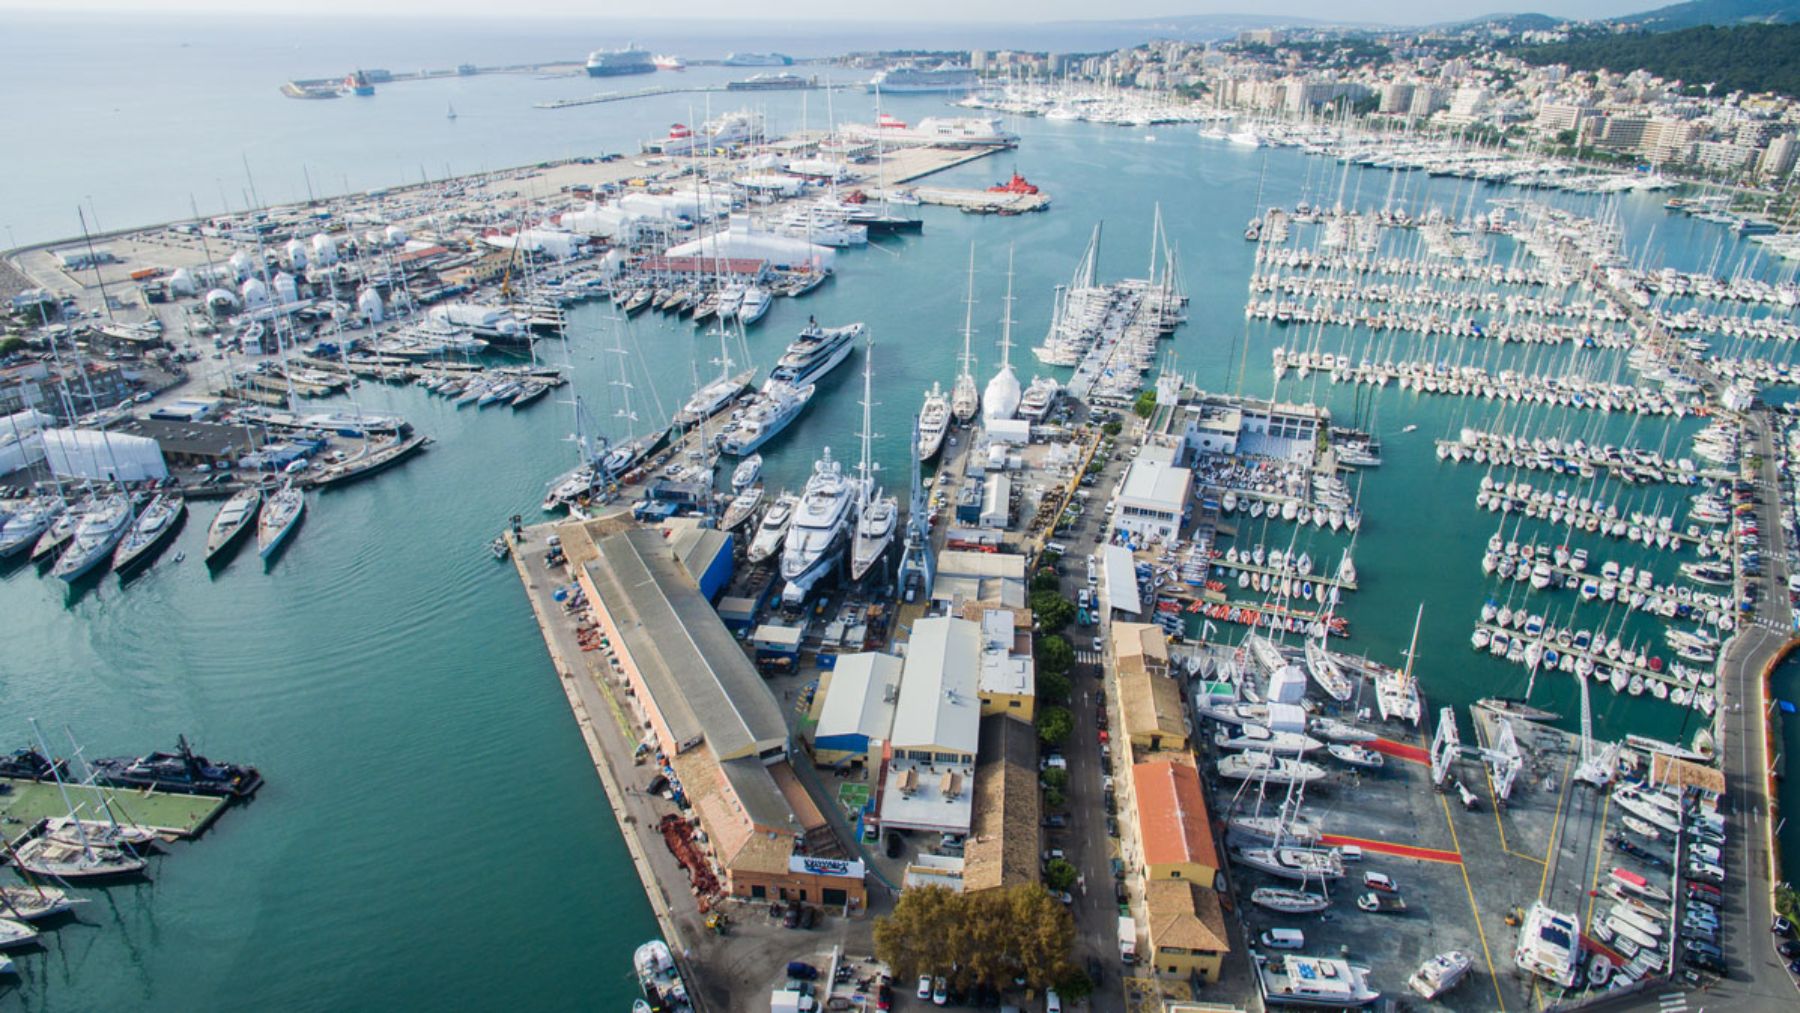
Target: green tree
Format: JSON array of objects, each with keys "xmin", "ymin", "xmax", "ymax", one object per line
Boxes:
[
  {"xmin": 0, "ymin": 336, "xmax": 25, "ymax": 358},
  {"xmin": 1000, "ymin": 885, "xmax": 1078, "ymax": 992},
  {"xmin": 1044, "ymin": 858, "xmax": 1077, "ymax": 891},
  {"xmin": 1037, "ymin": 548, "xmax": 1061, "ymax": 570},
  {"xmin": 873, "ymin": 885, "xmax": 964, "ymax": 982},
  {"xmin": 1031, "ymin": 569, "xmax": 1062, "ymax": 594},
  {"xmin": 1055, "ymin": 968, "xmax": 1095, "ymax": 1001},
  {"xmin": 1037, "ymin": 670, "xmax": 1072, "ymax": 707},
  {"xmin": 1040, "ymin": 766, "xmax": 1069, "ymax": 792},
  {"xmin": 1037, "ymin": 634, "xmax": 1075, "ymax": 677},
  {"xmin": 1101, "ymin": 419, "xmax": 1123, "ymax": 436},
  {"xmin": 1044, "ymin": 785, "xmax": 1066, "ymax": 808},
  {"xmin": 1132, "ymin": 390, "xmax": 1156, "ymax": 418},
  {"xmin": 1036, "ymin": 705, "xmax": 1074, "ymax": 746},
  {"xmin": 1030, "ymin": 590, "xmax": 1075, "ymax": 633}
]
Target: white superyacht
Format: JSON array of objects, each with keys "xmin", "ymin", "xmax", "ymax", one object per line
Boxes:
[{"xmin": 780, "ymin": 449, "xmax": 854, "ymax": 601}]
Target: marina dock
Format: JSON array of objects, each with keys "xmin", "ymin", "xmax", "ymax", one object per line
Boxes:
[{"xmin": 1, "ymin": 778, "xmax": 228, "ymax": 843}]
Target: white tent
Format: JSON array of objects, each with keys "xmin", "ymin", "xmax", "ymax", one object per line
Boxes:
[
  {"xmin": 40, "ymin": 428, "xmax": 168, "ymax": 482},
  {"xmin": 664, "ymin": 218, "xmax": 834, "ymax": 270},
  {"xmin": 310, "ymin": 232, "xmax": 339, "ymax": 265}
]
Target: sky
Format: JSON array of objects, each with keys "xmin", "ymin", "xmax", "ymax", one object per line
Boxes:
[{"xmin": 0, "ymin": 1, "xmax": 1664, "ymax": 27}]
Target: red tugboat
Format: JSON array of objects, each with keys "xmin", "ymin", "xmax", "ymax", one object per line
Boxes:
[{"xmin": 988, "ymin": 172, "xmax": 1039, "ymax": 195}]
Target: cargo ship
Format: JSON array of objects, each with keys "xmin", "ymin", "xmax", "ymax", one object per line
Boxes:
[
  {"xmin": 586, "ymin": 45, "xmax": 655, "ymax": 78},
  {"xmin": 341, "ymin": 70, "xmax": 374, "ymax": 97}
]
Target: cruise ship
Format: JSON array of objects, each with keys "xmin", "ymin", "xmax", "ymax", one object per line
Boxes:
[
  {"xmin": 844, "ymin": 114, "xmax": 1016, "ymax": 149},
  {"xmin": 717, "ymin": 382, "xmax": 815, "ymax": 456},
  {"xmin": 780, "ymin": 449, "xmax": 854, "ymax": 601},
  {"xmin": 767, "ymin": 321, "xmax": 862, "ymax": 389},
  {"xmin": 866, "ymin": 66, "xmax": 979, "ymax": 94},
  {"xmin": 586, "ymin": 45, "xmax": 656, "ymax": 78}
]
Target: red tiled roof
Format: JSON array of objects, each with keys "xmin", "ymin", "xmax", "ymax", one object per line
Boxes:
[{"xmin": 1133, "ymin": 759, "xmax": 1218, "ymax": 872}]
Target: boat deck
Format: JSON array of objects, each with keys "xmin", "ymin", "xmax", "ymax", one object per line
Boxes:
[{"xmin": 0, "ymin": 778, "xmax": 228, "ymax": 844}]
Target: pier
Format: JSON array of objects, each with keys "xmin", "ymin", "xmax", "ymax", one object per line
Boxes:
[
  {"xmin": 906, "ymin": 186, "xmax": 1051, "ymax": 214},
  {"xmin": 1, "ymin": 778, "xmax": 228, "ymax": 843}
]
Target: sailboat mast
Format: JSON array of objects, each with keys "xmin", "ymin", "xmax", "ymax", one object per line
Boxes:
[
  {"xmin": 858, "ymin": 337, "xmax": 875, "ymax": 505},
  {"xmin": 960, "ymin": 244, "xmax": 977, "ymax": 377}
]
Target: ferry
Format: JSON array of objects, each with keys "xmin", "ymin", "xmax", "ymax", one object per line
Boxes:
[
  {"xmin": 641, "ymin": 110, "xmax": 763, "ymax": 155},
  {"xmin": 586, "ymin": 45, "xmax": 655, "ymax": 78}
]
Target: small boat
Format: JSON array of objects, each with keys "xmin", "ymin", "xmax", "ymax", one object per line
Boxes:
[
  {"xmin": 44, "ymin": 816, "xmax": 160, "ymax": 850},
  {"xmin": 490, "ymin": 536, "xmax": 511, "ymax": 561},
  {"xmin": 205, "ymin": 485, "xmax": 262, "ymax": 564},
  {"xmin": 510, "ymin": 380, "xmax": 551, "ymax": 409},
  {"xmin": 1308, "ymin": 717, "xmax": 1376, "ymax": 743},
  {"xmin": 732, "ymin": 454, "xmax": 763, "ymax": 493},
  {"xmin": 257, "ymin": 481, "xmax": 305, "ymax": 559},
  {"xmin": 1250, "ymin": 886, "xmax": 1331, "ymax": 914},
  {"xmin": 0, "ymin": 884, "xmax": 82, "ymax": 922},
  {"xmin": 1326, "ymin": 743, "xmax": 1385, "ymax": 769},
  {"xmin": 1408, "ymin": 950, "xmax": 1473, "ymax": 999}
]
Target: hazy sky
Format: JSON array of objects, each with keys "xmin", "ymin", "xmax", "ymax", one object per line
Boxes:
[{"xmin": 1, "ymin": 1, "xmax": 1659, "ymax": 27}]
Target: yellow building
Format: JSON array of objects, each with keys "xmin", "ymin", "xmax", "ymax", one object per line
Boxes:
[
  {"xmin": 1133, "ymin": 758, "xmax": 1220, "ymax": 887},
  {"xmin": 1144, "ymin": 879, "xmax": 1231, "ymax": 983}
]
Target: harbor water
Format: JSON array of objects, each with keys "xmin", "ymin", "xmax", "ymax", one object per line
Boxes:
[{"xmin": 6, "ymin": 13, "xmax": 1800, "ymax": 1009}]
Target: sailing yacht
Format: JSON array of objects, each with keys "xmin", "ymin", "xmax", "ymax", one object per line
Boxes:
[
  {"xmin": 257, "ymin": 481, "xmax": 305, "ymax": 558},
  {"xmin": 850, "ymin": 340, "xmax": 897, "ymax": 581},
  {"xmin": 983, "ymin": 248, "xmax": 1022, "ymax": 423},
  {"xmin": 951, "ymin": 244, "xmax": 981, "ymax": 424},
  {"xmin": 30, "ymin": 507, "xmax": 80, "ymax": 563},
  {"xmin": 917, "ymin": 382, "xmax": 951, "ymax": 462},
  {"xmin": 204, "ymin": 485, "xmax": 262, "ymax": 563},
  {"xmin": 112, "ymin": 493, "xmax": 186, "ymax": 575},
  {"xmin": 51, "ymin": 494, "xmax": 135, "ymax": 582},
  {"xmin": 780, "ymin": 448, "xmax": 854, "ymax": 601},
  {"xmin": 0, "ymin": 498, "xmax": 64, "ymax": 557}
]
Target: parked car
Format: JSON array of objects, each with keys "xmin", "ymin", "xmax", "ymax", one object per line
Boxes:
[
  {"xmin": 1686, "ymin": 882, "xmax": 1722, "ymax": 902},
  {"xmin": 917, "ymin": 976, "xmax": 932, "ymax": 999},
  {"xmin": 1775, "ymin": 916, "xmax": 1796, "ymax": 938},
  {"xmin": 1685, "ymin": 952, "xmax": 1726, "ymax": 975},
  {"xmin": 932, "ymin": 977, "xmax": 948, "ymax": 1006},
  {"xmin": 1688, "ymin": 860, "xmax": 1725, "ymax": 884},
  {"xmin": 786, "ymin": 962, "xmax": 819, "ymax": 981},
  {"xmin": 1683, "ymin": 939, "xmax": 1723, "ymax": 960},
  {"xmin": 1689, "ymin": 842, "xmax": 1721, "ymax": 864},
  {"xmin": 1362, "ymin": 872, "xmax": 1397, "ymax": 893}
]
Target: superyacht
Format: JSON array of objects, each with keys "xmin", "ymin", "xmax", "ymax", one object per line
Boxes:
[
  {"xmin": 780, "ymin": 449, "xmax": 854, "ymax": 602},
  {"xmin": 767, "ymin": 320, "xmax": 862, "ymax": 389},
  {"xmin": 982, "ymin": 249, "xmax": 1022, "ymax": 423},
  {"xmin": 717, "ymin": 381, "xmax": 815, "ymax": 456},
  {"xmin": 747, "ymin": 493, "xmax": 798, "ymax": 565},
  {"xmin": 112, "ymin": 492, "xmax": 186, "ymax": 575},
  {"xmin": 917, "ymin": 382, "xmax": 951, "ymax": 462},
  {"xmin": 0, "ymin": 497, "xmax": 64, "ymax": 558},
  {"xmin": 204, "ymin": 484, "xmax": 262, "ymax": 563}
]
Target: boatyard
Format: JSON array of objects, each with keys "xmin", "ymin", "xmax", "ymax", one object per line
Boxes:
[{"xmin": 12, "ymin": 16, "xmax": 1800, "ymax": 1012}]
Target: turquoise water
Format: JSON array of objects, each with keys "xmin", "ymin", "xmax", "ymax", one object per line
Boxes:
[{"xmin": 6, "ymin": 15, "xmax": 1800, "ymax": 1010}]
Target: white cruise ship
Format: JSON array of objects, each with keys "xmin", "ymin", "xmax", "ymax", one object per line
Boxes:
[
  {"xmin": 844, "ymin": 113, "xmax": 1016, "ymax": 148},
  {"xmin": 767, "ymin": 321, "xmax": 862, "ymax": 389},
  {"xmin": 586, "ymin": 45, "xmax": 656, "ymax": 78},
  {"xmin": 717, "ymin": 382, "xmax": 815, "ymax": 456},
  {"xmin": 780, "ymin": 449, "xmax": 854, "ymax": 599},
  {"xmin": 866, "ymin": 66, "xmax": 978, "ymax": 94}
]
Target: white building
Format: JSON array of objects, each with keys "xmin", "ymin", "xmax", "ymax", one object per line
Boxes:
[
  {"xmin": 1114, "ymin": 444, "xmax": 1191, "ymax": 544},
  {"xmin": 881, "ymin": 617, "xmax": 980, "ymax": 836}
]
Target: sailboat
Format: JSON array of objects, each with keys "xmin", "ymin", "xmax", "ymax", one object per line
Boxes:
[
  {"xmin": 112, "ymin": 492, "xmax": 186, "ymax": 575},
  {"xmin": 446, "ymin": 102, "xmax": 458, "ymax": 121},
  {"xmin": 205, "ymin": 484, "xmax": 263, "ymax": 564},
  {"xmin": 0, "ymin": 882, "xmax": 82, "ymax": 922},
  {"xmin": 257, "ymin": 480, "xmax": 306, "ymax": 559},
  {"xmin": 51, "ymin": 493, "xmax": 135, "ymax": 582},
  {"xmin": 0, "ymin": 497, "xmax": 64, "ymax": 558},
  {"xmin": 8, "ymin": 720, "xmax": 147, "ymax": 881},
  {"xmin": 850, "ymin": 338, "xmax": 898, "ymax": 581},
  {"xmin": 982, "ymin": 247, "xmax": 1021, "ymax": 423},
  {"xmin": 951, "ymin": 244, "xmax": 981, "ymax": 424},
  {"xmin": 1375, "ymin": 605, "xmax": 1425, "ymax": 724}
]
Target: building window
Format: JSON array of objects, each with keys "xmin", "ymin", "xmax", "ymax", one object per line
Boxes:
[
  {"xmin": 1009, "ymin": 700, "xmax": 1021, "ymax": 708},
  {"xmin": 751, "ymin": 885, "xmax": 766, "ymax": 899},
  {"xmin": 1171, "ymin": 870, "xmax": 1181, "ymax": 878}
]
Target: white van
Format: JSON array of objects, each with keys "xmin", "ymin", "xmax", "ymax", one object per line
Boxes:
[
  {"xmin": 1335, "ymin": 845, "xmax": 1363, "ymax": 863},
  {"xmin": 1260, "ymin": 928, "xmax": 1305, "ymax": 950},
  {"xmin": 1045, "ymin": 542, "xmax": 1069, "ymax": 556}
]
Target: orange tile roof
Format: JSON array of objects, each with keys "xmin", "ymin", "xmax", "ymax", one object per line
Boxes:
[
  {"xmin": 1145, "ymin": 879, "xmax": 1231, "ymax": 954},
  {"xmin": 1133, "ymin": 759, "xmax": 1219, "ymax": 872}
]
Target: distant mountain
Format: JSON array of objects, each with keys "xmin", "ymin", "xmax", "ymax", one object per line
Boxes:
[
  {"xmin": 1607, "ymin": 0, "xmax": 1800, "ymax": 31},
  {"xmin": 1441, "ymin": 12, "xmax": 1565, "ymax": 32},
  {"xmin": 1048, "ymin": 13, "xmax": 1363, "ymax": 43},
  {"xmin": 1519, "ymin": 22, "xmax": 1800, "ymax": 96}
]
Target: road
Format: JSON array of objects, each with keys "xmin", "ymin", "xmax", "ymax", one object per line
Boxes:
[{"xmin": 1599, "ymin": 272, "xmax": 1800, "ymax": 1005}]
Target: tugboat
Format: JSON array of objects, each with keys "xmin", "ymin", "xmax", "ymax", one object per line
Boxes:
[
  {"xmin": 987, "ymin": 171, "xmax": 1039, "ymax": 195},
  {"xmin": 89, "ymin": 735, "xmax": 263, "ymax": 799}
]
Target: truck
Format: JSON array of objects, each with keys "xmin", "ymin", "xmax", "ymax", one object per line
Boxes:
[
  {"xmin": 1118, "ymin": 916, "xmax": 1138, "ymax": 963},
  {"xmin": 769, "ymin": 989, "xmax": 817, "ymax": 1013}
]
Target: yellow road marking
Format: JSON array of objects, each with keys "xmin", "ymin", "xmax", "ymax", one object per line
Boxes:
[
  {"xmin": 1538, "ymin": 751, "xmax": 1576, "ymax": 901},
  {"xmin": 1584, "ymin": 791, "xmax": 1613, "ymax": 932},
  {"xmin": 1482, "ymin": 760, "xmax": 1545, "ymax": 864},
  {"xmin": 1440, "ymin": 791, "xmax": 1507, "ymax": 1013}
]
